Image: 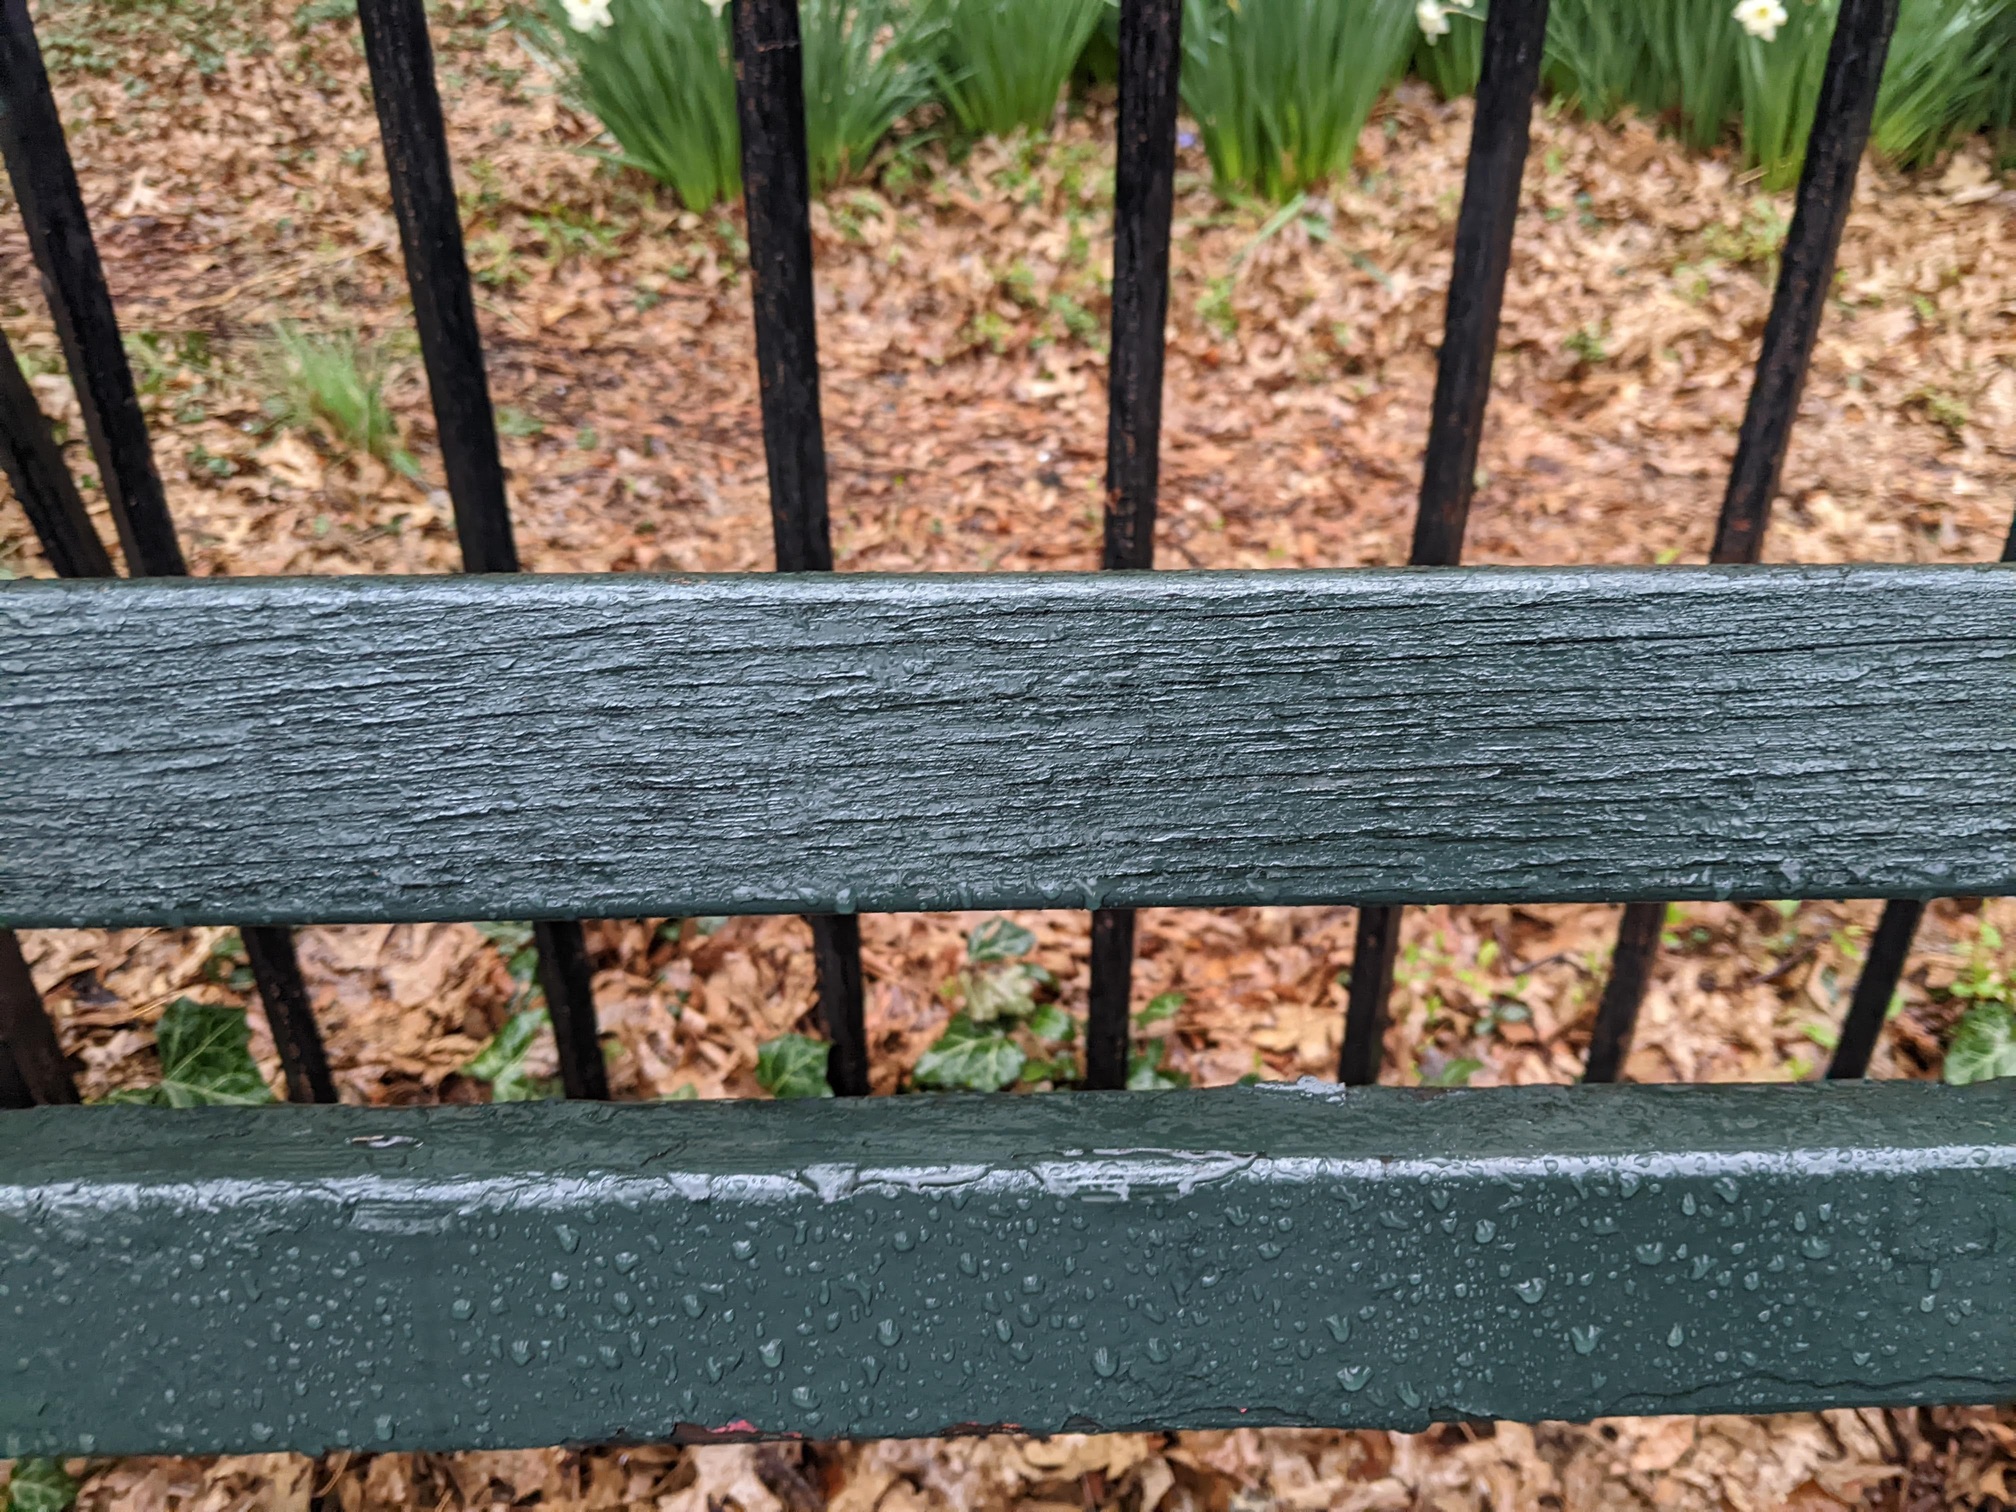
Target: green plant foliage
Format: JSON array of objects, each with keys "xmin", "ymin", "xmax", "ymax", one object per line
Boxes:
[
  {"xmin": 1872, "ymin": 0, "xmax": 2016, "ymax": 168},
  {"xmin": 475, "ymin": 920, "xmax": 543, "ymax": 988},
  {"xmin": 967, "ymin": 916, "xmax": 1037, "ymax": 961},
  {"xmin": 1125, "ymin": 1037, "xmax": 1191, "ymax": 1091},
  {"xmin": 757, "ymin": 1033, "xmax": 835, "ymax": 1097},
  {"xmin": 914, "ymin": 1012, "xmax": 1027, "ymax": 1090},
  {"xmin": 4, "ymin": 1459, "xmax": 78, "ymax": 1512},
  {"xmin": 927, "ymin": 0, "xmax": 1112, "ymax": 136},
  {"xmin": 1182, "ymin": 0, "xmax": 1416, "ymax": 201},
  {"xmin": 464, "ymin": 1009, "xmax": 559, "ymax": 1102},
  {"xmin": 1412, "ymin": 0, "xmax": 1486, "ymax": 100},
  {"xmin": 1136, "ymin": 990, "xmax": 1184, "ymax": 1025},
  {"xmin": 800, "ymin": 0, "xmax": 939, "ymax": 187},
  {"xmin": 266, "ymin": 325, "xmax": 415, "ymax": 475},
  {"xmin": 1943, "ymin": 923, "xmax": 2016, "ymax": 1085},
  {"xmin": 532, "ymin": 0, "xmax": 738, "ymax": 211},
  {"xmin": 105, "ymin": 998, "xmax": 275, "ymax": 1107},
  {"xmin": 535, "ymin": 0, "xmax": 931, "ymax": 208},
  {"xmin": 1026, "ymin": 1002, "xmax": 1076, "ymax": 1043}
]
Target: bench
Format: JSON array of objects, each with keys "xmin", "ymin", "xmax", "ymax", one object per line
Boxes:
[{"xmin": 4, "ymin": 0, "xmax": 2013, "ymax": 1464}]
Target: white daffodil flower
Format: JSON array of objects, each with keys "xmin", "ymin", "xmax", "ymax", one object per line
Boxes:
[
  {"xmin": 1416, "ymin": 0, "xmax": 1451, "ymax": 39},
  {"xmin": 1733, "ymin": 0, "xmax": 1789, "ymax": 40},
  {"xmin": 562, "ymin": 0, "xmax": 614, "ymax": 31}
]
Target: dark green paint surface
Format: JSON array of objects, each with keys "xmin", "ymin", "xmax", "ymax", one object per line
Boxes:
[
  {"xmin": 3, "ymin": 1080, "xmax": 2014, "ymax": 1454},
  {"xmin": 5, "ymin": 566, "xmax": 2015, "ymax": 928}
]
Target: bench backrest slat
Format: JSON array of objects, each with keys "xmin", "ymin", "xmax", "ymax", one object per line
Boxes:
[{"xmin": 5, "ymin": 564, "xmax": 2010, "ymax": 930}]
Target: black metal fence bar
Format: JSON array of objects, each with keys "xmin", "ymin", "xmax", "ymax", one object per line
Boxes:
[
  {"xmin": 0, "ymin": 0, "xmax": 179, "ymax": 577},
  {"xmin": 1086, "ymin": 0, "xmax": 1183, "ymax": 1092},
  {"xmin": 355, "ymin": 0, "xmax": 609, "ymax": 1100},
  {"xmin": 241, "ymin": 926, "xmax": 338, "ymax": 1105},
  {"xmin": 0, "ymin": 324, "xmax": 108, "ymax": 576},
  {"xmin": 1583, "ymin": 0, "xmax": 1900, "ymax": 1084},
  {"xmin": 731, "ymin": 0, "xmax": 869, "ymax": 1097},
  {"xmin": 1826, "ymin": 501, "xmax": 2016, "ymax": 1080},
  {"xmin": 0, "ymin": 4, "xmax": 337, "ymax": 1106},
  {"xmin": 1338, "ymin": 0, "xmax": 1549, "ymax": 1085},
  {"xmin": 0, "ymin": 927, "xmax": 76, "ymax": 1107}
]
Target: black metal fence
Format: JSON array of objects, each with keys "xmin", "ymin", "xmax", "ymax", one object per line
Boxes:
[{"xmin": 0, "ymin": 0, "xmax": 1991, "ymax": 1112}]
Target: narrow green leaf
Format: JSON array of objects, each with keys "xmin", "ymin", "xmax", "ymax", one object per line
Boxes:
[
  {"xmin": 1422, "ymin": 1056, "xmax": 1485, "ymax": 1088},
  {"xmin": 1136, "ymin": 991, "xmax": 1184, "ymax": 1025},
  {"xmin": 915, "ymin": 1014, "xmax": 1025, "ymax": 1091},
  {"xmin": 757, "ymin": 1034, "xmax": 835, "ymax": 1099},
  {"xmin": 967, "ymin": 916, "xmax": 1037, "ymax": 962}
]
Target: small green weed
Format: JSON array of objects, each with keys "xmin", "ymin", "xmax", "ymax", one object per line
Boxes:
[
  {"xmin": 465, "ymin": 1009, "xmax": 559, "ymax": 1102},
  {"xmin": 266, "ymin": 325, "xmax": 416, "ymax": 475}
]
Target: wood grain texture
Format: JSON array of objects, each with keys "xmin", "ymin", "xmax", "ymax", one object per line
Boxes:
[
  {"xmin": 4, "ymin": 1079, "xmax": 2016, "ymax": 1453},
  {"xmin": 3, "ymin": 565, "xmax": 2013, "ymax": 928}
]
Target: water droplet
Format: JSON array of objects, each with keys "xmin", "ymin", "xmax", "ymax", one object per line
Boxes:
[
  {"xmin": 1801, "ymin": 1237, "xmax": 1833, "ymax": 1260},
  {"xmin": 1618, "ymin": 1173, "xmax": 1641, "ymax": 1199},
  {"xmin": 1337, "ymin": 1365, "xmax": 1372, "ymax": 1392},
  {"xmin": 556, "ymin": 1225, "xmax": 580, "ymax": 1254},
  {"xmin": 1093, "ymin": 1347, "xmax": 1117, "ymax": 1378},
  {"xmin": 759, "ymin": 1339, "xmax": 784, "ymax": 1368},
  {"xmin": 614, "ymin": 1252, "xmax": 638, "ymax": 1274},
  {"xmin": 374, "ymin": 1415, "xmax": 395, "ymax": 1442},
  {"xmin": 731, "ymin": 1240, "xmax": 755, "ymax": 1260},
  {"xmin": 509, "ymin": 1340, "xmax": 533, "ymax": 1366},
  {"xmin": 862, "ymin": 1355, "xmax": 882, "ymax": 1385},
  {"xmin": 1474, "ymin": 1220, "xmax": 1496, "ymax": 1244},
  {"xmin": 549, "ymin": 1272, "xmax": 569, "ymax": 1292},
  {"xmin": 792, "ymin": 1385, "xmax": 819, "ymax": 1410},
  {"xmin": 1514, "ymin": 1278, "xmax": 1546, "ymax": 1305},
  {"xmin": 1324, "ymin": 1314, "xmax": 1351, "ymax": 1343},
  {"xmin": 1681, "ymin": 1192, "xmax": 1697, "ymax": 1216},
  {"xmin": 1713, "ymin": 1176, "xmax": 1740, "ymax": 1205},
  {"xmin": 1667, "ymin": 1324, "xmax": 1685, "ymax": 1348},
  {"xmin": 892, "ymin": 1231, "xmax": 913, "ymax": 1252},
  {"xmin": 451, "ymin": 1298, "xmax": 474, "ymax": 1320},
  {"xmin": 1635, "ymin": 1243, "xmax": 1664, "ymax": 1266},
  {"xmin": 1396, "ymin": 1381, "xmax": 1421, "ymax": 1409},
  {"xmin": 1570, "ymin": 1324, "xmax": 1601, "ymax": 1356},
  {"xmin": 877, "ymin": 1318, "xmax": 902, "ymax": 1346}
]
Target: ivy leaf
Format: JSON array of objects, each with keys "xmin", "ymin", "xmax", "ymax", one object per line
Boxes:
[
  {"xmin": 1421, "ymin": 1056, "xmax": 1484, "ymax": 1088},
  {"xmin": 5, "ymin": 1459, "xmax": 78, "ymax": 1512},
  {"xmin": 1945, "ymin": 1002, "xmax": 2016, "ymax": 1086},
  {"xmin": 1019, "ymin": 1054, "xmax": 1078, "ymax": 1085},
  {"xmin": 967, "ymin": 917, "xmax": 1036, "ymax": 963},
  {"xmin": 757, "ymin": 1034, "xmax": 834, "ymax": 1098},
  {"xmin": 915, "ymin": 1013, "xmax": 1025, "ymax": 1092},
  {"xmin": 105, "ymin": 998, "xmax": 275, "ymax": 1107},
  {"xmin": 1125, "ymin": 1039, "xmax": 1190, "ymax": 1092},
  {"xmin": 1026, "ymin": 1002, "xmax": 1076, "ymax": 1044},
  {"xmin": 1136, "ymin": 991, "xmax": 1184, "ymax": 1025},
  {"xmin": 464, "ymin": 1008, "xmax": 558, "ymax": 1102},
  {"xmin": 965, "ymin": 963, "xmax": 1040, "ymax": 1023},
  {"xmin": 474, "ymin": 920, "xmax": 541, "ymax": 986}
]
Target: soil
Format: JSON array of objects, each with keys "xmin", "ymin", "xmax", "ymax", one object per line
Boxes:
[{"xmin": 3, "ymin": 0, "xmax": 2016, "ymax": 1506}]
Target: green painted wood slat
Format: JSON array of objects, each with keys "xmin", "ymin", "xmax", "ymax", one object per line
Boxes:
[
  {"xmin": 2, "ymin": 1080, "xmax": 2013, "ymax": 1455},
  {"xmin": 3, "ymin": 564, "xmax": 2012, "ymax": 928}
]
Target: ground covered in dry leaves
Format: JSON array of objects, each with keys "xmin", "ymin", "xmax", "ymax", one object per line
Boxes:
[{"xmin": 4, "ymin": 0, "xmax": 2016, "ymax": 1506}]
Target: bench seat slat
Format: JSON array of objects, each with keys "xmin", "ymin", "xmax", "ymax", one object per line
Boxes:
[
  {"xmin": 3, "ymin": 565, "xmax": 2012, "ymax": 928},
  {"xmin": 2, "ymin": 1081, "xmax": 2013, "ymax": 1453}
]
